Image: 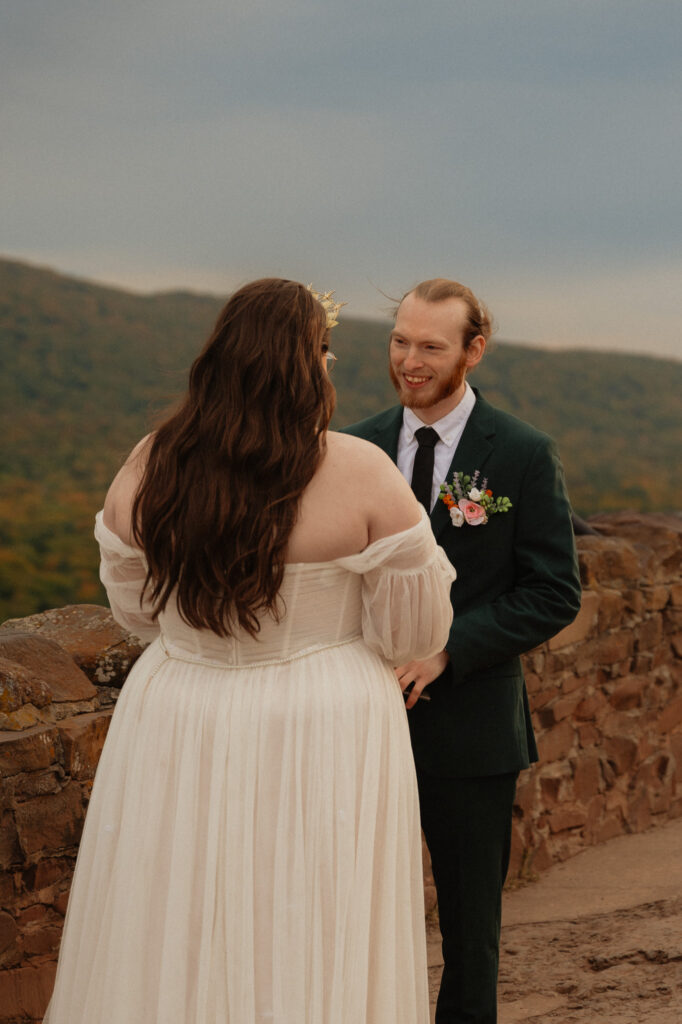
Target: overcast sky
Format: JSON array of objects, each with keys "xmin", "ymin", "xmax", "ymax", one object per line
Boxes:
[{"xmin": 3, "ymin": 0, "xmax": 681, "ymax": 359}]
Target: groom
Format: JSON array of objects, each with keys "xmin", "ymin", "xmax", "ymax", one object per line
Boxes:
[{"xmin": 343, "ymin": 279, "xmax": 581, "ymax": 1024}]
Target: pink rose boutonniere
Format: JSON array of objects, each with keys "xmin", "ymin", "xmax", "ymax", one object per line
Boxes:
[{"xmin": 439, "ymin": 470, "xmax": 512, "ymax": 528}]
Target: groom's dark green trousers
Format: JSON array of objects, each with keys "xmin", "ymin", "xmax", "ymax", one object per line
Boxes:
[
  {"xmin": 417, "ymin": 770, "xmax": 518, "ymax": 1023},
  {"xmin": 343, "ymin": 390, "xmax": 582, "ymax": 1023}
]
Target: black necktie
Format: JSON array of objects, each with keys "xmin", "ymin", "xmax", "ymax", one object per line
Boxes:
[{"xmin": 410, "ymin": 426, "xmax": 439, "ymax": 511}]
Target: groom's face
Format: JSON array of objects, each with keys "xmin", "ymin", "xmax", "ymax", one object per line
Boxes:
[{"xmin": 389, "ymin": 294, "xmax": 483, "ymax": 421}]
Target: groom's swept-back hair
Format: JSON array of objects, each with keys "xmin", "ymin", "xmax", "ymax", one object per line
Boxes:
[
  {"xmin": 401, "ymin": 279, "xmax": 494, "ymax": 350},
  {"xmin": 132, "ymin": 278, "xmax": 336, "ymax": 638}
]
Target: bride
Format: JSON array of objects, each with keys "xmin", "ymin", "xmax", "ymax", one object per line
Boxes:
[{"xmin": 44, "ymin": 278, "xmax": 456, "ymax": 1024}]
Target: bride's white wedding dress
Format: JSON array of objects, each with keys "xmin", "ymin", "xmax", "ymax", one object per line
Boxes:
[{"xmin": 45, "ymin": 508, "xmax": 455, "ymax": 1024}]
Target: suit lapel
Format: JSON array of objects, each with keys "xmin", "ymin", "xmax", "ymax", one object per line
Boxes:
[{"xmin": 430, "ymin": 391, "xmax": 497, "ymax": 543}]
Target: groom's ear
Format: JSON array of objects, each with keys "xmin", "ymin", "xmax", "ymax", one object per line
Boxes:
[{"xmin": 464, "ymin": 334, "xmax": 486, "ymax": 370}]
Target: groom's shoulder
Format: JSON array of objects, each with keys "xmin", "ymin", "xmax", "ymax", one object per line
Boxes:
[
  {"xmin": 476, "ymin": 392, "xmax": 556, "ymax": 453},
  {"xmin": 338, "ymin": 405, "xmax": 403, "ymax": 441}
]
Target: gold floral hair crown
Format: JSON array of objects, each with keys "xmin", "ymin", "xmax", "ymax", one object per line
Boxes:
[{"xmin": 307, "ymin": 284, "xmax": 346, "ymax": 329}]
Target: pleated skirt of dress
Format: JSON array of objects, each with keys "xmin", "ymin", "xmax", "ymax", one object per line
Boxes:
[{"xmin": 44, "ymin": 637, "xmax": 429, "ymax": 1024}]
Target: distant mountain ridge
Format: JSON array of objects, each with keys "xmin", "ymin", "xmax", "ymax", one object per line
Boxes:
[{"xmin": 2, "ymin": 256, "xmax": 681, "ymax": 618}]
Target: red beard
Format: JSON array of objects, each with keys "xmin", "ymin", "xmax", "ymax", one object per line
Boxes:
[{"xmin": 389, "ymin": 353, "xmax": 468, "ymax": 410}]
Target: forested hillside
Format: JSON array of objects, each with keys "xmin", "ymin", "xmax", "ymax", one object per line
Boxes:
[{"xmin": 2, "ymin": 257, "xmax": 680, "ymax": 619}]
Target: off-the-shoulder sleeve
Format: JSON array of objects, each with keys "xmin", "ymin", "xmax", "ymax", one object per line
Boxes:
[
  {"xmin": 336, "ymin": 508, "xmax": 456, "ymax": 665},
  {"xmin": 94, "ymin": 512, "xmax": 160, "ymax": 643}
]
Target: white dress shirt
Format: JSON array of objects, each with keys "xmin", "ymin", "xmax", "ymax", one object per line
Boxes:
[{"xmin": 396, "ymin": 382, "xmax": 477, "ymax": 512}]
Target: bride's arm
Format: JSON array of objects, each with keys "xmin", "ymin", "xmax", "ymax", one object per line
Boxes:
[
  {"xmin": 97, "ymin": 435, "xmax": 160, "ymax": 642},
  {"xmin": 102, "ymin": 433, "xmax": 153, "ymax": 545}
]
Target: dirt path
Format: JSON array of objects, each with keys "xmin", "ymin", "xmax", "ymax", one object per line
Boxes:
[{"xmin": 427, "ymin": 818, "xmax": 682, "ymax": 1023}]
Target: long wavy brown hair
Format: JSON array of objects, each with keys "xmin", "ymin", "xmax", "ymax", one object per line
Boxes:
[{"xmin": 132, "ymin": 278, "xmax": 336, "ymax": 637}]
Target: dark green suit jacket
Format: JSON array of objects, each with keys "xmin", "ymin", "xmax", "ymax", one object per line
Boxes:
[{"xmin": 343, "ymin": 389, "xmax": 582, "ymax": 778}]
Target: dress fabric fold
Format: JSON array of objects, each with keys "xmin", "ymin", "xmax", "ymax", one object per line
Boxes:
[{"xmin": 44, "ymin": 508, "xmax": 455, "ymax": 1024}]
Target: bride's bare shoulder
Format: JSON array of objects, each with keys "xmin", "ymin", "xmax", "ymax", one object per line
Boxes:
[
  {"xmin": 324, "ymin": 430, "xmax": 396, "ymax": 476},
  {"xmin": 323, "ymin": 431, "xmax": 420, "ymax": 539}
]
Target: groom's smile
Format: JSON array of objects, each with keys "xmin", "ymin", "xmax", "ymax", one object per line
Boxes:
[{"xmin": 388, "ymin": 293, "xmax": 485, "ymax": 423}]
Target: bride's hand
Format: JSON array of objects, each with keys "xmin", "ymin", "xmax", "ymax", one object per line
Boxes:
[{"xmin": 394, "ymin": 652, "xmax": 450, "ymax": 709}]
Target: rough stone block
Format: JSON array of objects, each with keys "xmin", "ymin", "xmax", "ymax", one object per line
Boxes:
[
  {"xmin": 608, "ymin": 658, "xmax": 634, "ymax": 679},
  {"xmin": 548, "ymin": 807, "xmax": 587, "ymax": 833},
  {"xmin": 595, "ymin": 630, "xmax": 634, "ymax": 666},
  {"xmin": 577, "ymin": 535, "xmax": 643, "ymax": 586},
  {"xmin": 603, "ymin": 734, "xmax": 638, "ymax": 774},
  {"xmin": 536, "ymin": 694, "xmax": 582, "ymax": 728},
  {"xmin": 54, "ymin": 888, "xmax": 70, "ymax": 916},
  {"xmin": 561, "ymin": 672, "xmax": 590, "ymax": 695},
  {"xmin": 0, "ymin": 872, "xmax": 14, "ymax": 904},
  {"xmin": 527, "ymin": 650, "xmax": 546, "ymax": 675},
  {"xmin": 577, "ymin": 723, "xmax": 600, "ymax": 748},
  {"xmin": 593, "ymin": 538, "xmax": 642, "ymax": 583},
  {"xmin": 529, "ymin": 685, "xmax": 560, "ymax": 709},
  {"xmin": 538, "ymin": 764, "xmax": 571, "ymax": 807},
  {"xmin": 623, "ymin": 588, "xmax": 646, "ymax": 616},
  {"xmin": 0, "ymin": 726, "xmax": 60, "ymax": 775},
  {"xmin": 0, "ymin": 634, "xmax": 96, "ymax": 704},
  {"xmin": 632, "ymin": 651, "xmax": 653, "ymax": 674},
  {"xmin": 573, "ymin": 693, "xmax": 606, "ymax": 721},
  {"xmin": 627, "ymin": 790, "xmax": 652, "ymax": 833},
  {"xmin": 513, "ymin": 775, "xmax": 537, "ymax": 818},
  {"xmin": 29, "ymin": 857, "xmax": 72, "ymax": 893},
  {"xmin": 643, "ymin": 585, "xmax": 670, "ymax": 611},
  {"xmin": 670, "ymin": 734, "xmax": 682, "ymax": 783},
  {"xmin": 13, "ymin": 782, "xmax": 85, "ymax": 859},
  {"xmin": 649, "ymin": 783, "xmax": 674, "ymax": 816},
  {"xmin": 573, "ymin": 646, "xmax": 599, "ymax": 677},
  {"xmin": 597, "ymin": 588, "xmax": 626, "ymax": 631},
  {"xmin": 657, "ymin": 695, "xmax": 682, "ymax": 734},
  {"xmin": 0, "ymin": 961, "xmax": 56, "ymax": 1020},
  {"xmin": 527, "ymin": 837, "xmax": 553, "ymax": 874},
  {"xmin": 0, "ymin": 816, "xmax": 21, "ymax": 871},
  {"xmin": 11, "ymin": 767, "xmax": 65, "ymax": 801},
  {"xmin": 608, "ymin": 675, "xmax": 649, "ymax": 711},
  {"xmin": 636, "ymin": 752, "xmax": 672, "ymax": 788},
  {"xmin": 57, "ymin": 711, "xmax": 112, "ymax": 781},
  {"xmin": 537, "ymin": 720, "xmax": 576, "ymax": 763},
  {"xmin": 0, "ymin": 702, "xmax": 55, "ymax": 733},
  {"xmin": 593, "ymin": 812, "xmax": 625, "ymax": 844},
  {"xmin": 585, "ymin": 794, "xmax": 605, "ymax": 830},
  {"xmin": 23, "ymin": 922, "xmax": 63, "ymax": 957},
  {"xmin": 0, "ymin": 911, "xmax": 17, "ymax": 956},
  {"xmin": 670, "ymin": 583, "xmax": 682, "ymax": 607},
  {"xmin": 539, "ymin": 775, "xmax": 562, "ymax": 807},
  {"xmin": 671, "ymin": 635, "xmax": 682, "ymax": 658},
  {"xmin": 664, "ymin": 607, "xmax": 682, "ymax": 631},
  {"xmin": 548, "ymin": 591, "xmax": 599, "ymax": 650},
  {"xmin": 16, "ymin": 903, "xmax": 47, "ymax": 928},
  {"xmin": 572, "ymin": 751, "xmax": 603, "ymax": 801},
  {"xmin": 0, "ymin": 604, "xmax": 147, "ymax": 688},
  {"xmin": 635, "ymin": 614, "xmax": 664, "ymax": 653},
  {"xmin": 0, "ymin": 658, "xmax": 52, "ymax": 714}
]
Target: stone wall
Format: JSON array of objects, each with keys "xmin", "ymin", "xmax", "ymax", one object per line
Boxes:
[
  {"xmin": 421, "ymin": 512, "xmax": 682, "ymax": 911},
  {"xmin": 0, "ymin": 608, "xmax": 144, "ymax": 1023},
  {"xmin": 510, "ymin": 511, "xmax": 682, "ymax": 876},
  {"xmin": 1, "ymin": 512, "xmax": 681, "ymax": 1020}
]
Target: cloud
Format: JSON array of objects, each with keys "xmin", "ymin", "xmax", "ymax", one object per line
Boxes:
[{"xmin": 2, "ymin": 0, "xmax": 681, "ymax": 358}]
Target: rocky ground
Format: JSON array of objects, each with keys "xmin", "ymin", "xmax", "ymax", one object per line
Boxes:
[{"xmin": 427, "ymin": 817, "xmax": 682, "ymax": 1023}]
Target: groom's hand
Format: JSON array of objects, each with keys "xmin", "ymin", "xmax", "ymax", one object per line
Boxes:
[{"xmin": 395, "ymin": 651, "xmax": 450, "ymax": 709}]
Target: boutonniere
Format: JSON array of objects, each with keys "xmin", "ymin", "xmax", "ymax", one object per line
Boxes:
[{"xmin": 439, "ymin": 470, "xmax": 512, "ymax": 527}]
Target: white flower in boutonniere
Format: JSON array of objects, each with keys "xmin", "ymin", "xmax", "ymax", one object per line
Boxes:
[
  {"xmin": 439, "ymin": 470, "xmax": 512, "ymax": 528},
  {"xmin": 449, "ymin": 506, "xmax": 465, "ymax": 527}
]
